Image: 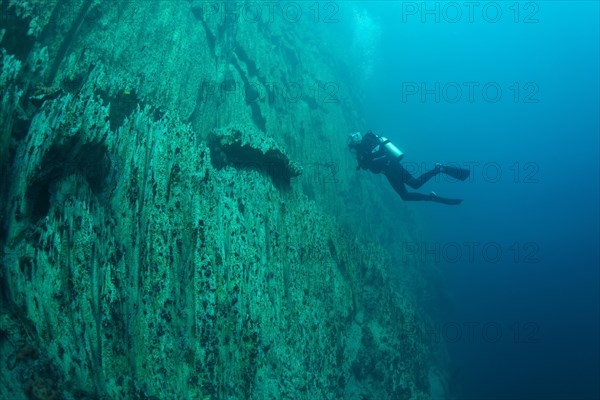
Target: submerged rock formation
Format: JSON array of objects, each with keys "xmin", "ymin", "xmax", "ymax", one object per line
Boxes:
[{"xmin": 1, "ymin": 1, "xmax": 443, "ymax": 399}]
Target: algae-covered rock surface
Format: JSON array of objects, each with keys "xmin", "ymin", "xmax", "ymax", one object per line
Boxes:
[{"xmin": 1, "ymin": 2, "xmax": 443, "ymax": 399}]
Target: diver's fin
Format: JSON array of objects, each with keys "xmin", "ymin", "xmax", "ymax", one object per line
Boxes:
[
  {"xmin": 430, "ymin": 192, "xmax": 463, "ymax": 205},
  {"xmin": 442, "ymin": 165, "xmax": 470, "ymax": 181},
  {"xmin": 435, "ymin": 197, "xmax": 463, "ymax": 205}
]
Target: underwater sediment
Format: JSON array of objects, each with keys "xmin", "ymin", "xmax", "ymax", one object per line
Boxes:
[{"xmin": 1, "ymin": 1, "xmax": 440, "ymax": 399}]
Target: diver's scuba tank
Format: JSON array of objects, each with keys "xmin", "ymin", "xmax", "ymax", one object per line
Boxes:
[{"xmin": 380, "ymin": 136, "xmax": 404, "ymax": 161}]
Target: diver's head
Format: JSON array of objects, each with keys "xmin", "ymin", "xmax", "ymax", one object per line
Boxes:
[{"xmin": 348, "ymin": 132, "xmax": 362, "ymax": 149}]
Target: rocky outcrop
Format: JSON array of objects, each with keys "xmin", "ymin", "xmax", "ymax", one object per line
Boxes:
[{"xmin": 1, "ymin": 1, "xmax": 441, "ymax": 399}]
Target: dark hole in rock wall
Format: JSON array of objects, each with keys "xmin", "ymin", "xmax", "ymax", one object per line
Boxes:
[
  {"xmin": 11, "ymin": 115, "xmax": 31, "ymax": 141},
  {"xmin": 209, "ymin": 126, "xmax": 302, "ymax": 189},
  {"xmin": 26, "ymin": 178, "xmax": 51, "ymax": 222},
  {"xmin": 98, "ymin": 89, "xmax": 139, "ymax": 131},
  {"xmin": 0, "ymin": 3, "xmax": 36, "ymax": 61},
  {"xmin": 24, "ymin": 139, "xmax": 110, "ymax": 222},
  {"xmin": 209, "ymin": 139, "xmax": 298, "ymax": 189}
]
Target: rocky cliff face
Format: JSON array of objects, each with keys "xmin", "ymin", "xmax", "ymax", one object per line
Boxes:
[{"xmin": 1, "ymin": 1, "xmax": 438, "ymax": 399}]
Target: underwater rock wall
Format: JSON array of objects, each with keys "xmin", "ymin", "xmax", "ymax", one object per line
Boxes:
[{"xmin": 1, "ymin": 1, "xmax": 435, "ymax": 399}]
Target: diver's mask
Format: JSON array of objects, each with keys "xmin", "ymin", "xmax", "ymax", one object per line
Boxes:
[{"xmin": 348, "ymin": 132, "xmax": 362, "ymax": 149}]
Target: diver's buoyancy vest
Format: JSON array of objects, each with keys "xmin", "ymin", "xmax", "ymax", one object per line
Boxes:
[{"xmin": 359, "ymin": 132, "xmax": 404, "ymax": 173}]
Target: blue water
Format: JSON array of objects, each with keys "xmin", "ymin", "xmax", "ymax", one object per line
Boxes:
[{"xmin": 348, "ymin": 1, "xmax": 599, "ymax": 399}]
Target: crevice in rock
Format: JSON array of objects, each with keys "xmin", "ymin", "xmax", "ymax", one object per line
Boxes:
[
  {"xmin": 233, "ymin": 46, "xmax": 258, "ymax": 77},
  {"xmin": 193, "ymin": 6, "xmax": 216, "ymax": 56},
  {"xmin": 45, "ymin": 0, "xmax": 94, "ymax": 85},
  {"xmin": 230, "ymin": 58, "xmax": 266, "ymax": 132}
]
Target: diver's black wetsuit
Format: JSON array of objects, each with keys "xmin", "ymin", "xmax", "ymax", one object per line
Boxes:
[
  {"xmin": 384, "ymin": 162, "xmax": 438, "ymax": 201},
  {"xmin": 354, "ymin": 132, "xmax": 462, "ymax": 204}
]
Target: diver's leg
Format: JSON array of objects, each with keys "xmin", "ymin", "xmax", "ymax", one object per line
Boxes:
[
  {"xmin": 388, "ymin": 163, "xmax": 463, "ymax": 204},
  {"xmin": 398, "ymin": 163, "xmax": 439, "ymax": 189},
  {"xmin": 385, "ymin": 171, "xmax": 432, "ymax": 201},
  {"xmin": 437, "ymin": 163, "xmax": 471, "ymax": 181}
]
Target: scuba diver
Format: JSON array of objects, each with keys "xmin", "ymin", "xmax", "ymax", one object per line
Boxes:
[{"xmin": 348, "ymin": 131, "xmax": 469, "ymax": 205}]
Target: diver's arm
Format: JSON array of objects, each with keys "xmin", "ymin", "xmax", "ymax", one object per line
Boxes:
[{"xmin": 356, "ymin": 152, "xmax": 370, "ymax": 170}]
